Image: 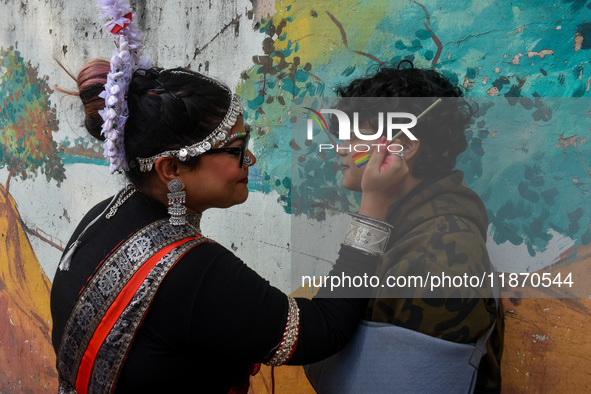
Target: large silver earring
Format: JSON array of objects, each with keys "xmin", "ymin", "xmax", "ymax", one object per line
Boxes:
[{"xmin": 167, "ymin": 179, "xmax": 186, "ymax": 226}]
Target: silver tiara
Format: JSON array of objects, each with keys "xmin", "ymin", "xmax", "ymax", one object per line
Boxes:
[{"xmin": 135, "ymin": 93, "xmax": 244, "ymax": 172}]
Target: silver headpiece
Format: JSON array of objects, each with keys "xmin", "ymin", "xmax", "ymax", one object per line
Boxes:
[{"xmin": 135, "ymin": 93, "xmax": 244, "ymax": 172}]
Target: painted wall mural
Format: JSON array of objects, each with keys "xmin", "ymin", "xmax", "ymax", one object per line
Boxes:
[
  {"xmin": 239, "ymin": 0, "xmax": 590, "ymax": 262},
  {"xmin": 239, "ymin": 0, "xmax": 591, "ymax": 391},
  {"xmin": 0, "ymin": 47, "xmax": 59, "ymax": 391},
  {"xmin": 1, "ymin": 0, "xmax": 590, "ymax": 392}
]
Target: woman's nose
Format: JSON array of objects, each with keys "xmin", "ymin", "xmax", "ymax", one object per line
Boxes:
[{"xmin": 246, "ymin": 149, "xmax": 257, "ymax": 166}]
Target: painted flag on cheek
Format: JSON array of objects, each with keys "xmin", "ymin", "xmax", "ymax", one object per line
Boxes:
[{"xmin": 353, "ymin": 152, "xmax": 371, "ymax": 167}]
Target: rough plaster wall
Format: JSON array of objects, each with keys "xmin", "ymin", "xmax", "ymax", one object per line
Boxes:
[
  {"xmin": 6, "ymin": 0, "xmax": 586, "ymax": 305},
  {"xmin": 1, "ymin": 0, "xmax": 294, "ymax": 291},
  {"xmin": 2, "ymin": 0, "xmax": 591, "ymax": 392},
  {"xmin": 237, "ymin": 0, "xmax": 591, "ymax": 282}
]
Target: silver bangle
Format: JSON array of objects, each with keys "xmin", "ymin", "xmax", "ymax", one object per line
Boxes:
[
  {"xmin": 348, "ymin": 213, "xmax": 394, "ymax": 231},
  {"xmin": 343, "ymin": 214, "xmax": 393, "ymax": 256},
  {"xmin": 265, "ymin": 297, "xmax": 300, "ymax": 366}
]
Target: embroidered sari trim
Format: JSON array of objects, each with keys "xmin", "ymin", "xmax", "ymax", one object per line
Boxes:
[{"xmin": 57, "ymin": 219, "xmax": 208, "ymax": 393}]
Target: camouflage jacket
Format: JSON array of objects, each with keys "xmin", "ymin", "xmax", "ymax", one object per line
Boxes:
[{"xmin": 365, "ymin": 170, "xmax": 504, "ymax": 393}]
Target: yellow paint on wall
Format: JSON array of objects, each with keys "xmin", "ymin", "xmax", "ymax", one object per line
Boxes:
[
  {"xmin": 0, "ymin": 185, "xmax": 57, "ymax": 391},
  {"xmin": 267, "ymin": 0, "xmax": 392, "ymax": 65}
]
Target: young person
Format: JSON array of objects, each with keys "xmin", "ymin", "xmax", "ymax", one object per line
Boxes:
[{"xmin": 305, "ymin": 64, "xmax": 504, "ymax": 393}]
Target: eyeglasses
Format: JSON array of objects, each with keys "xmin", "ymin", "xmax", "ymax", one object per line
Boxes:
[{"xmin": 202, "ymin": 125, "xmax": 251, "ymax": 167}]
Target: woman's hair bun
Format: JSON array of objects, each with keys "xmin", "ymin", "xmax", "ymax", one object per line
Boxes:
[{"xmin": 76, "ymin": 59, "xmax": 110, "ymax": 141}]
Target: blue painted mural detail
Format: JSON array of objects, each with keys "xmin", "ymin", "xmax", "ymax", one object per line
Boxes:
[
  {"xmin": 457, "ymin": 98, "xmax": 590, "ymax": 257},
  {"xmin": 239, "ymin": 0, "xmax": 590, "ymax": 262}
]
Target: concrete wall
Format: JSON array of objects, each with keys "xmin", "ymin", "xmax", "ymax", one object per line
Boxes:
[{"xmin": 1, "ymin": 0, "xmax": 590, "ymax": 392}]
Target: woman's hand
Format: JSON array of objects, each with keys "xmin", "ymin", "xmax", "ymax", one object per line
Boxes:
[{"xmin": 358, "ymin": 136, "xmax": 408, "ymax": 220}]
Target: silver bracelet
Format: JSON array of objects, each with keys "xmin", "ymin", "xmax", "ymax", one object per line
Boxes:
[
  {"xmin": 265, "ymin": 297, "xmax": 300, "ymax": 366},
  {"xmin": 343, "ymin": 214, "xmax": 393, "ymax": 256}
]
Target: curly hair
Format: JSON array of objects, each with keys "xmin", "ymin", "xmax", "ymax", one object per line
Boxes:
[
  {"xmin": 336, "ymin": 63, "xmax": 471, "ymax": 179},
  {"xmin": 66, "ymin": 59, "xmax": 232, "ymax": 187}
]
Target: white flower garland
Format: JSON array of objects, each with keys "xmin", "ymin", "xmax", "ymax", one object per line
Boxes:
[{"xmin": 95, "ymin": 0, "xmax": 150, "ymax": 173}]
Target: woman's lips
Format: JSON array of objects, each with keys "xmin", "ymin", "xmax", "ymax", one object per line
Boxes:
[{"xmin": 238, "ymin": 178, "xmax": 248, "ymax": 183}]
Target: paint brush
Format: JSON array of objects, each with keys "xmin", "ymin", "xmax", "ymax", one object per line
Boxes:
[
  {"xmin": 389, "ymin": 98, "xmax": 443, "ymax": 142},
  {"xmin": 352, "ymin": 98, "xmax": 443, "ymax": 168}
]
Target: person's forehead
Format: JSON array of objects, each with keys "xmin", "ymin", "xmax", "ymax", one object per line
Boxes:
[{"xmin": 219, "ymin": 126, "xmax": 249, "ymax": 147}]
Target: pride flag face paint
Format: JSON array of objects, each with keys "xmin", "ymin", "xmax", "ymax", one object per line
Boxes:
[{"xmin": 353, "ymin": 152, "xmax": 371, "ymax": 167}]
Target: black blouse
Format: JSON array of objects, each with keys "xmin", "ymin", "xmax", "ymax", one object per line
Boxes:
[{"xmin": 50, "ymin": 191, "xmax": 377, "ymax": 392}]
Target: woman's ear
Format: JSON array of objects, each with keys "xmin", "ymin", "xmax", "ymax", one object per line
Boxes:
[{"xmin": 153, "ymin": 156, "xmax": 181, "ymax": 187}]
